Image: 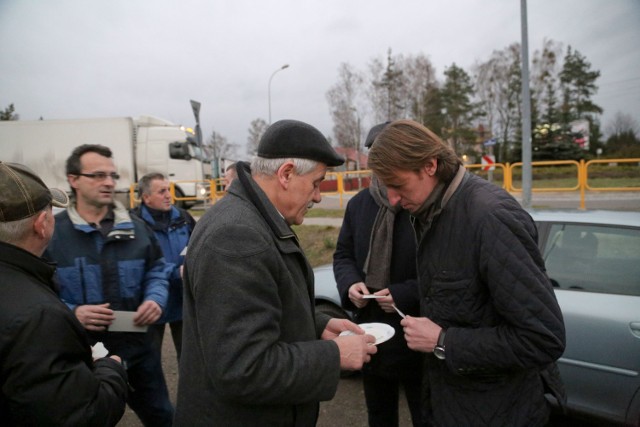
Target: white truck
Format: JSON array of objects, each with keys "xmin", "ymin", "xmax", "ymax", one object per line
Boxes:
[{"xmin": 0, "ymin": 116, "xmax": 212, "ymax": 206}]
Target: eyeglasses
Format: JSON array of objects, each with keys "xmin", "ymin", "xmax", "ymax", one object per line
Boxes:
[{"xmin": 76, "ymin": 172, "xmax": 120, "ymax": 181}]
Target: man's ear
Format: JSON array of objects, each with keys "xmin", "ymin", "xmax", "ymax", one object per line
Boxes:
[
  {"xmin": 67, "ymin": 174, "xmax": 79, "ymax": 192},
  {"xmin": 277, "ymin": 161, "xmax": 295, "ymax": 188},
  {"xmin": 424, "ymin": 158, "xmax": 438, "ymax": 177},
  {"xmin": 32, "ymin": 210, "xmax": 48, "ymax": 240}
]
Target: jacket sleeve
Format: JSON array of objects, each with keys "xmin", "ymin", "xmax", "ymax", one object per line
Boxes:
[
  {"xmin": 446, "ymin": 208, "xmax": 566, "ymax": 372},
  {"xmin": 140, "ymin": 227, "xmax": 170, "ymax": 310},
  {"xmin": 332, "ymin": 201, "xmax": 364, "ymax": 310},
  {"xmin": 2, "ymin": 305, "xmax": 128, "ymax": 426}
]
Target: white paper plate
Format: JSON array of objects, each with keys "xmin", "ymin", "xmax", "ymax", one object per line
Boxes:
[{"xmin": 339, "ymin": 322, "xmax": 395, "ymax": 345}]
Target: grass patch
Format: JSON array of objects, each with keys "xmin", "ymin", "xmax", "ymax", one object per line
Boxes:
[
  {"xmin": 292, "ymin": 224, "xmax": 341, "ymax": 267},
  {"xmin": 305, "ymin": 208, "xmax": 346, "ymax": 218}
]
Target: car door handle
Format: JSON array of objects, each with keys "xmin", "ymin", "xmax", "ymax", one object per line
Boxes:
[{"xmin": 630, "ymin": 322, "xmax": 640, "ymax": 339}]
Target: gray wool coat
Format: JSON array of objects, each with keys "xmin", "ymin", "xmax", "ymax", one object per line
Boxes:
[{"xmin": 174, "ymin": 163, "xmax": 341, "ymax": 427}]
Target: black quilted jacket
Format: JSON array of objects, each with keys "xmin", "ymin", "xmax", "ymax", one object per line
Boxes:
[{"xmin": 415, "ymin": 172, "xmax": 566, "ymax": 427}]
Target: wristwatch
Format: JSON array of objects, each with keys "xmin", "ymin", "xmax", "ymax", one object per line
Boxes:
[{"xmin": 434, "ymin": 328, "xmax": 446, "ymax": 360}]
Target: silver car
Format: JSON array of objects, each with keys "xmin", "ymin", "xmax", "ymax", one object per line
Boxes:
[
  {"xmin": 532, "ymin": 209, "xmax": 640, "ymax": 426},
  {"xmin": 314, "ymin": 210, "xmax": 640, "ymax": 426}
]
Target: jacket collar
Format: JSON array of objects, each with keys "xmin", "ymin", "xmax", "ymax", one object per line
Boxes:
[
  {"xmin": 68, "ymin": 200, "xmax": 135, "ymax": 238},
  {"xmin": 0, "ymin": 241, "xmax": 57, "ymax": 291}
]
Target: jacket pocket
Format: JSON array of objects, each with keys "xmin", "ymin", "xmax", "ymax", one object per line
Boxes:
[{"xmin": 118, "ymin": 259, "xmax": 145, "ymax": 299}]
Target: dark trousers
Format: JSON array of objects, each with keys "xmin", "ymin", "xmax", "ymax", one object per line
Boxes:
[
  {"xmin": 362, "ymin": 371, "xmax": 426, "ymax": 427},
  {"xmin": 126, "ymin": 345, "xmax": 174, "ymax": 427},
  {"xmin": 149, "ymin": 321, "xmax": 183, "ymax": 363}
]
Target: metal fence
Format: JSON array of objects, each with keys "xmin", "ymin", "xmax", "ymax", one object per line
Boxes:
[{"xmin": 130, "ymin": 158, "xmax": 640, "ymax": 210}]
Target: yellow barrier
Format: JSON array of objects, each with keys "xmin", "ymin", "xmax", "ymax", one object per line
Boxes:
[{"xmin": 129, "ymin": 158, "xmax": 640, "ymax": 210}]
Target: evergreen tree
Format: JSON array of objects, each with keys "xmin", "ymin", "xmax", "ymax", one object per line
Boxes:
[
  {"xmin": 440, "ymin": 63, "xmax": 480, "ymax": 155},
  {"xmin": 419, "ymin": 82, "xmax": 446, "ymax": 138},
  {"xmin": 559, "ymin": 46, "xmax": 602, "ymax": 124},
  {"xmin": 371, "ymin": 49, "xmax": 406, "ymax": 122},
  {"xmin": 1, "ymin": 103, "xmax": 19, "ymax": 121}
]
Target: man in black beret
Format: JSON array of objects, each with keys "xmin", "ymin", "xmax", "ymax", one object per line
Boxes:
[{"xmin": 175, "ymin": 119, "xmax": 378, "ymax": 426}]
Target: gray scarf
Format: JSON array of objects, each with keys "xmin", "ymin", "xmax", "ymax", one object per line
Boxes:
[
  {"xmin": 363, "ymin": 176, "xmax": 402, "ymax": 290},
  {"xmin": 412, "ymin": 165, "xmax": 467, "ymax": 240}
]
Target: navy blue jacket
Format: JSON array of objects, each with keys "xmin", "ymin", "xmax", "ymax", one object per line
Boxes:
[
  {"xmin": 131, "ymin": 204, "xmax": 194, "ymax": 323},
  {"xmin": 333, "ymin": 188, "xmax": 422, "ymax": 378},
  {"xmin": 45, "ymin": 202, "xmax": 169, "ymax": 360}
]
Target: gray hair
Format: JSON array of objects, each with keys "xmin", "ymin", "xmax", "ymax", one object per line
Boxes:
[
  {"xmin": 0, "ymin": 211, "xmax": 41, "ymax": 245},
  {"xmin": 138, "ymin": 172, "xmax": 167, "ymax": 197},
  {"xmin": 250, "ymin": 157, "xmax": 319, "ymax": 177}
]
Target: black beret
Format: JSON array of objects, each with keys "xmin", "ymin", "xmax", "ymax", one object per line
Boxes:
[
  {"xmin": 257, "ymin": 120, "xmax": 344, "ymax": 167},
  {"xmin": 364, "ymin": 121, "xmax": 391, "ymax": 149}
]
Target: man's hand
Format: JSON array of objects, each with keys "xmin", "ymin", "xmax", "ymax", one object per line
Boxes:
[
  {"xmin": 321, "ymin": 318, "xmax": 364, "ymax": 340},
  {"xmin": 372, "ymin": 289, "xmax": 395, "ymax": 313},
  {"xmin": 133, "ymin": 300, "xmax": 162, "ymax": 326},
  {"xmin": 75, "ymin": 303, "xmax": 115, "ymax": 331},
  {"xmin": 401, "ymin": 316, "xmax": 442, "ymax": 353},
  {"xmin": 348, "ymin": 282, "xmax": 370, "ymax": 308},
  {"xmin": 334, "ymin": 334, "xmax": 378, "ymax": 371}
]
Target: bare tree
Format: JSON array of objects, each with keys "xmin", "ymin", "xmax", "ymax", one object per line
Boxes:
[
  {"xmin": 531, "ymin": 39, "xmax": 563, "ymax": 126},
  {"xmin": 474, "ymin": 44, "xmax": 522, "ymax": 162},
  {"xmin": 246, "ymin": 118, "xmax": 268, "ymax": 157},
  {"xmin": 207, "ymin": 130, "xmax": 236, "ymax": 163},
  {"xmin": 326, "ymin": 62, "xmax": 364, "ymax": 155},
  {"xmin": 401, "ymin": 53, "xmax": 438, "ymax": 124},
  {"xmin": 605, "ymin": 111, "xmax": 640, "ymax": 138}
]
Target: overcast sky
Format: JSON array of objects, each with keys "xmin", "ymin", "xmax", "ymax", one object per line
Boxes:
[{"xmin": 1, "ymin": 0, "xmax": 639, "ymax": 160}]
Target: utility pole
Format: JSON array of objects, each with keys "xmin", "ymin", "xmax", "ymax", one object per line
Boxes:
[
  {"xmin": 268, "ymin": 64, "xmax": 290, "ymax": 124},
  {"xmin": 520, "ymin": 0, "xmax": 532, "ymax": 208}
]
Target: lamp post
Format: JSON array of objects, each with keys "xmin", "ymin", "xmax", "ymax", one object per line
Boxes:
[
  {"xmin": 350, "ymin": 107, "xmax": 362, "ymax": 188},
  {"xmin": 268, "ymin": 64, "xmax": 290, "ymax": 124}
]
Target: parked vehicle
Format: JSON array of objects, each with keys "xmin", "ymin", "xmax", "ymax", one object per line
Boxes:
[
  {"xmin": 314, "ymin": 209, "xmax": 640, "ymax": 427},
  {"xmin": 533, "ymin": 209, "xmax": 640, "ymax": 427},
  {"xmin": 0, "ymin": 116, "xmax": 212, "ymax": 206}
]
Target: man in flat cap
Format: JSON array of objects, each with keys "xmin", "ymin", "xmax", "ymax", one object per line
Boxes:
[
  {"xmin": 0, "ymin": 162, "xmax": 128, "ymax": 426},
  {"xmin": 175, "ymin": 119, "xmax": 378, "ymax": 427}
]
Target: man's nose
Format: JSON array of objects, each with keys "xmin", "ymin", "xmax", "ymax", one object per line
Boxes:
[
  {"xmin": 386, "ymin": 188, "xmax": 401, "ymax": 206},
  {"xmin": 313, "ymin": 187, "xmax": 322, "ymax": 203}
]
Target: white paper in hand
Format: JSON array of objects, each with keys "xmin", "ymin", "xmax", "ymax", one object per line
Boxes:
[{"xmin": 91, "ymin": 342, "xmax": 109, "ymax": 359}]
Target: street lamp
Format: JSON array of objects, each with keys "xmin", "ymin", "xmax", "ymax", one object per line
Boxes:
[{"xmin": 268, "ymin": 64, "xmax": 290, "ymax": 124}]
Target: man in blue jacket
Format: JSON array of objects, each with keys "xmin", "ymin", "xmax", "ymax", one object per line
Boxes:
[
  {"xmin": 131, "ymin": 172, "xmax": 195, "ymax": 363},
  {"xmin": 45, "ymin": 145, "xmax": 173, "ymax": 427}
]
